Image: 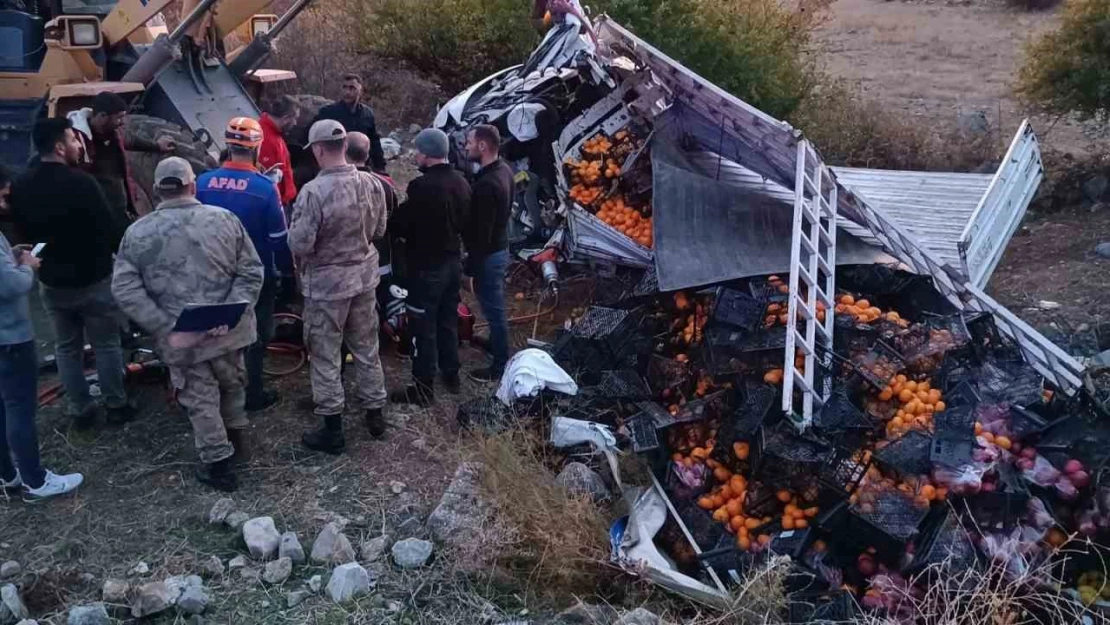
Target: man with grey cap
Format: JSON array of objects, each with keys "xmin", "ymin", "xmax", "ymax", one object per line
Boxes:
[
  {"xmin": 389, "ymin": 128, "xmax": 470, "ymax": 406},
  {"xmin": 112, "ymin": 157, "xmax": 264, "ymax": 492},
  {"xmin": 289, "ymin": 120, "xmax": 389, "ymax": 454}
]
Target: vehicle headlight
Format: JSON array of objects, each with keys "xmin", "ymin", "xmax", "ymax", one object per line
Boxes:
[{"xmin": 69, "ymin": 20, "xmax": 100, "ymax": 47}]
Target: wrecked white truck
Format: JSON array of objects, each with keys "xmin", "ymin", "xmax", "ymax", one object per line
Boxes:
[{"xmin": 438, "ymin": 15, "xmax": 1104, "ymax": 617}]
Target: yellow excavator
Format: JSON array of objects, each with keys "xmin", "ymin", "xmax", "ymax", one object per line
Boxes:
[{"xmin": 0, "ymin": 0, "xmax": 312, "ymax": 174}]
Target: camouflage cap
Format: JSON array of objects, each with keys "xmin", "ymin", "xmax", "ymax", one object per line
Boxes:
[
  {"xmin": 153, "ymin": 156, "xmax": 196, "ymax": 191},
  {"xmin": 308, "ymin": 119, "xmax": 347, "ymax": 145}
]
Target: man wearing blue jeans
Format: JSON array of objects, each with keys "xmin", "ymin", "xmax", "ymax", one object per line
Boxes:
[
  {"xmin": 10, "ymin": 118, "xmax": 131, "ymax": 429},
  {"xmin": 463, "ymin": 125, "xmax": 514, "ymax": 382},
  {"xmin": 0, "ymin": 164, "xmax": 84, "ymax": 501}
]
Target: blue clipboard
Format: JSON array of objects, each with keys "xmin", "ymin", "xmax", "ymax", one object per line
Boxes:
[{"xmin": 173, "ymin": 301, "xmax": 250, "ymax": 333}]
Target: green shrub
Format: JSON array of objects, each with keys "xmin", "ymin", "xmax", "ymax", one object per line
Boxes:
[
  {"xmin": 354, "ymin": 0, "xmax": 539, "ymax": 93},
  {"xmin": 594, "ymin": 0, "xmax": 826, "ymax": 119},
  {"xmin": 1016, "ymin": 0, "xmax": 1110, "ymax": 121}
]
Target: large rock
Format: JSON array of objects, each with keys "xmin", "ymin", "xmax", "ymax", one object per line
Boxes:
[
  {"xmin": 101, "ymin": 579, "xmax": 130, "ymax": 603},
  {"xmin": 130, "ymin": 581, "xmax": 175, "ymax": 618},
  {"xmin": 208, "ymin": 498, "xmax": 236, "ymax": 525},
  {"xmin": 381, "ymin": 138, "xmax": 402, "ymax": 161},
  {"xmin": 391, "ymin": 538, "xmax": 433, "ymax": 569},
  {"xmin": 279, "ymin": 532, "xmax": 305, "ymax": 564},
  {"xmin": 262, "ymin": 558, "xmax": 293, "ymax": 585},
  {"xmin": 177, "ymin": 583, "xmax": 209, "ymax": 615},
  {"xmin": 199, "ymin": 556, "xmax": 223, "ymax": 579},
  {"xmin": 0, "ymin": 585, "xmax": 28, "ymax": 623},
  {"xmin": 310, "ymin": 523, "xmax": 356, "ymax": 565},
  {"xmin": 555, "ymin": 462, "xmax": 611, "ymax": 502},
  {"xmin": 325, "ymin": 563, "xmax": 372, "ymax": 604},
  {"xmin": 427, "ymin": 463, "xmax": 493, "ymax": 549},
  {"xmin": 243, "ymin": 517, "xmax": 281, "ymax": 560},
  {"xmin": 359, "ymin": 534, "xmax": 392, "ymax": 562},
  {"xmin": 555, "ymin": 602, "xmax": 619, "ymax": 624},
  {"xmin": 67, "ymin": 604, "xmax": 110, "ymax": 625},
  {"xmin": 0, "ymin": 562, "xmax": 18, "ymax": 580},
  {"xmin": 1096, "ymin": 242, "xmax": 1110, "ymax": 259}
]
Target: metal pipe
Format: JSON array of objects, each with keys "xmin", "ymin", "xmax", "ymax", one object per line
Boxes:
[
  {"xmin": 228, "ymin": 0, "xmax": 313, "ymax": 77},
  {"xmin": 168, "ymin": 0, "xmax": 221, "ymax": 44}
]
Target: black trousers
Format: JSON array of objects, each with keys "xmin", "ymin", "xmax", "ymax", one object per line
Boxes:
[{"xmin": 406, "ymin": 259, "xmax": 461, "ymax": 386}]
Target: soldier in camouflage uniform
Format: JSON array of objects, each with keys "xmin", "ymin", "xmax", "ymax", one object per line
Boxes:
[
  {"xmin": 112, "ymin": 158, "xmax": 264, "ymax": 492},
  {"xmin": 289, "ymin": 120, "xmax": 389, "ymax": 454}
]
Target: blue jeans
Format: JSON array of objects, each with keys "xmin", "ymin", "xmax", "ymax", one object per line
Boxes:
[
  {"xmin": 40, "ymin": 278, "xmax": 128, "ymax": 415},
  {"xmin": 0, "ymin": 341, "xmax": 44, "ymax": 488},
  {"xmin": 472, "ymin": 250, "xmax": 510, "ymax": 372}
]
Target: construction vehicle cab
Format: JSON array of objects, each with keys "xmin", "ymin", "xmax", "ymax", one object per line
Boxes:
[{"xmin": 0, "ymin": 0, "xmax": 310, "ymax": 171}]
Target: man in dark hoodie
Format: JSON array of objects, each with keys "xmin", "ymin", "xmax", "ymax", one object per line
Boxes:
[{"xmin": 388, "ymin": 129, "xmax": 470, "ymax": 405}]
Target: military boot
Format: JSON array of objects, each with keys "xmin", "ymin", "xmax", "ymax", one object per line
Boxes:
[
  {"xmin": 196, "ymin": 457, "xmax": 238, "ymax": 492},
  {"xmin": 227, "ymin": 428, "xmax": 252, "ymax": 464},
  {"xmin": 365, "ymin": 408, "xmax": 387, "ymax": 439},
  {"xmin": 302, "ymin": 414, "xmax": 346, "ymax": 455}
]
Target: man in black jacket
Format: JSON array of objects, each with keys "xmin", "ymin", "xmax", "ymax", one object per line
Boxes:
[
  {"xmin": 10, "ymin": 118, "xmax": 131, "ymax": 428},
  {"xmin": 313, "ymin": 74, "xmax": 387, "ymax": 174},
  {"xmin": 463, "ymin": 125, "xmax": 515, "ymax": 382},
  {"xmin": 388, "ymin": 129, "xmax": 470, "ymax": 405}
]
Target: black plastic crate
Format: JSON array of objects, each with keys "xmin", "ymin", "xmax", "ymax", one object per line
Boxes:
[
  {"xmin": 943, "ymin": 379, "xmax": 981, "ymax": 409},
  {"xmin": 838, "ymin": 263, "xmax": 917, "ymax": 297},
  {"xmin": 705, "ymin": 325, "xmax": 788, "ymax": 376},
  {"xmin": 758, "ymin": 427, "xmax": 836, "ymax": 490},
  {"xmin": 1009, "ymin": 405, "xmax": 1048, "ymax": 440},
  {"xmin": 674, "ymin": 498, "xmax": 726, "ymax": 552},
  {"xmin": 630, "ymin": 265, "xmax": 659, "ymax": 298},
  {"xmin": 765, "ymin": 525, "xmax": 817, "ymax": 560},
  {"xmin": 819, "ymin": 445, "xmax": 872, "ymax": 496},
  {"xmin": 874, "ymin": 431, "xmax": 935, "ymax": 478},
  {"xmin": 710, "ymin": 385, "xmax": 776, "ymax": 473},
  {"xmin": 645, "ymin": 354, "xmax": 692, "ymax": 397},
  {"xmin": 581, "ymin": 369, "xmax": 652, "ymax": 400},
  {"xmin": 456, "ymin": 396, "xmax": 514, "ymax": 432},
  {"xmin": 636, "ymin": 400, "xmax": 676, "ymax": 428},
  {"xmin": 905, "ymin": 507, "xmax": 978, "ymax": 577},
  {"xmin": 787, "ymin": 590, "xmax": 857, "ymax": 625},
  {"xmin": 847, "ymin": 491, "xmax": 929, "ymax": 560},
  {"xmin": 572, "ymin": 305, "xmax": 634, "ymax": 339},
  {"xmin": 850, "ymin": 340, "xmax": 906, "ymax": 391},
  {"xmin": 813, "ymin": 389, "xmax": 874, "ymax": 433},
  {"xmin": 626, "ymin": 412, "xmax": 661, "ymax": 452},
  {"xmin": 961, "ymin": 463, "xmax": 1031, "ymax": 531},
  {"xmin": 750, "ymin": 276, "xmax": 790, "ymax": 303},
  {"xmin": 833, "ymin": 316, "xmax": 879, "ymax": 354},
  {"xmin": 697, "ymin": 533, "xmax": 756, "ymax": 584},
  {"xmin": 673, "ymin": 390, "xmax": 731, "ymax": 424},
  {"xmin": 934, "ymin": 404, "xmax": 976, "ymax": 439},
  {"xmin": 710, "ymin": 286, "xmax": 767, "ymax": 333},
  {"xmin": 930, "ymin": 437, "xmax": 973, "ymax": 469},
  {"xmin": 978, "ymin": 358, "xmax": 1043, "ymax": 408}
]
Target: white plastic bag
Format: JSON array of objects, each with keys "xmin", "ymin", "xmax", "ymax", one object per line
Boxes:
[{"xmin": 496, "ymin": 348, "xmax": 578, "ymax": 405}]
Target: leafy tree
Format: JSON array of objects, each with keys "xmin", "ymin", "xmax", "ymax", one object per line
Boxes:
[{"xmin": 1017, "ymin": 0, "xmax": 1110, "ymax": 121}]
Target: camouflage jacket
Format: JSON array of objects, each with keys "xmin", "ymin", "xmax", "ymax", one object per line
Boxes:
[
  {"xmin": 288, "ymin": 164, "xmax": 387, "ymax": 301},
  {"xmin": 112, "ymin": 196, "xmax": 264, "ymax": 366}
]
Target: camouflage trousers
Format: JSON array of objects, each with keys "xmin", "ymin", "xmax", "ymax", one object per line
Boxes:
[
  {"xmin": 303, "ymin": 291, "xmax": 387, "ymax": 416},
  {"xmin": 170, "ymin": 351, "xmax": 248, "ymax": 463}
]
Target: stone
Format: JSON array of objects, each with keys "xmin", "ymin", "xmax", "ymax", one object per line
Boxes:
[
  {"xmin": 101, "ymin": 579, "xmax": 130, "ymax": 603},
  {"xmin": 310, "ymin": 523, "xmax": 356, "ymax": 565},
  {"xmin": 1096, "ymin": 242, "xmax": 1110, "ymax": 259},
  {"xmin": 228, "ymin": 555, "xmax": 248, "ymax": 571},
  {"xmin": 262, "ymin": 558, "xmax": 293, "ymax": 585},
  {"xmin": 381, "ymin": 138, "xmax": 402, "ymax": 161},
  {"xmin": 186, "ymin": 617, "xmax": 206, "ymax": 625},
  {"xmin": 555, "ymin": 462, "xmax": 611, "ymax": 502},
  {"xmin": 428, "ymin": 463, "xmax": 493, "ymax": 549},
  {"xmin": 390, "ymin": 480, "xmax": 407, "ymax": 495},
  {"xmin": 286, "ymin": 590, "xmax": 311, "ymax": 608},
  {"xmin": 243, "ymin": 517, "xmax": 281, "ymax": 560},
  {"xmin": 130, "ymin": 581, "xmax": 174, "ymax": 618},
  {"xmin": 408, "ymin": 124, "xmax": 422, "ymax": 135},
  {"xmin": 386, "ymin": 600, "xmax": 402, "ymax": 614},
  {"xmin": 238, "ymin": 567, "xmax": 261, "ymax": 582},
  {"xmin": 225, "ymin": 512, "xmax": 249, "ymax": 531},
  {"xmin": 0, "ymin": 563, "xmax": 18, "ymax": 580},
  {"xmin": 177, "ymin": 584, "xmax": 210, "ymax": 615},
  {"xmin": 163, "ymin": 576, "xmax": 188, "ymax": 604},
  {"xmin": 131, "ymin": 561, "xmax": 150, "ymax": 576},
  {"xmin": 67, "ymin": 604, "xmax": 110, "ymax": 625},
  {"xmin": 391, "ymin": 538, "xmax": 433, "ymax": 569},
  {"xmin": 1084, "ymin": 175, "xmax": 1109, "ymax": 204},
  {"xmin": 307, "ymin": 574, "xmax": 323, "ymax": 593},
  {"xmin": 208, "ymin": 498, "xmax": 236, "ymax": 525},
  {"xmin": 359, "ymin": 535, "xmax": 392, "ymax": 562},
  {"xmin": 199, "ymin": 555, "xmax": 223, "ymax": 578},
  {"xmin": 0, "ymin": 585, "xmax": 27, "ymax": 623},
  {"xmin": 411, "ymin": 438, "xmax": 429, "ymax": 452},
  {"xmin": 279, "ymin": 532, "xmax": 306, "ymax": 564},
  {"xmin": 615, "ymin": 608, "xmax": 663, "ymax": 625},
  {"xmin": 16, "ymin": 620, "xmax": 37, "ymax": 625},
  {"xmin": 325, "ymin": 563, "xmax": 371, "ymax": 604},
  {"xmin": 79, "ymin": 573, "xmax": 95, "ymax": 584},
  {"xmin": 555, "ymin": 602, "xmax": 619, "ymax": 625}
]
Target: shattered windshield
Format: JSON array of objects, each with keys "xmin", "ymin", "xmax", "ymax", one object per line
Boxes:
[{"xmin": 62, "ymin": 0, "xmax": 115, "ymax": 15}]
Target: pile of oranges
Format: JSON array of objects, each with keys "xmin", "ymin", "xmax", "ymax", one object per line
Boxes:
[
  {"xmin": 876, "ymin": 375, "xmax": 946, "ymax": 439},
  {"xmin": 850, "ymin": 467, "xmax": 948, "ymax": 513},
  {"xmin": 595, "ymin": 195, "xmax": 653, "ymax": 249},
  {"xmin": 581, "ymin": 133, "xmax": 613, "ymax": 157},
  {"xmin": 835, "ymin": 294, "xmax": 909, "ymax": 328}
]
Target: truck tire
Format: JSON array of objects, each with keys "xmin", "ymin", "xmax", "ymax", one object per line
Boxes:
[{"xmin": 124, "ymin": 115, "xmax": 218, "ymax": 214}]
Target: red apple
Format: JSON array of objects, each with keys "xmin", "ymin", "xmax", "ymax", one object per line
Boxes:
[
  {"xmin": 1071, "ymin": 471, "xmax": 1091, "ymax": 488},
  {"xmin": 1065, "ymin": 459, "xmax": 1084, "ymax": 475}
]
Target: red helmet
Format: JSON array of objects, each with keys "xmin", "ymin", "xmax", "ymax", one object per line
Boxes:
[{"xmin": 225, "ymin": 117, "xmax": 263, "ymax": 149}]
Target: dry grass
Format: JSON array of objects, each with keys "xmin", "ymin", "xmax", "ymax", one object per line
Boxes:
[
  {"xmin": 465, "ymin": 427, "xmax": 617, "ymax": 603},
  {"xmin": 793, "ymin": 80, "xmax": 1001, "ymax": 171}
]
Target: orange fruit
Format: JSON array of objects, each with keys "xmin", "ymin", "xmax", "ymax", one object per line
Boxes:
[
  {"xmin": 734, "ymin": 442, "xmax": 750, "ymax": 461},
  {"xmin": 737, "ymin": 536, "xmax": 751, "ymax": 551},
  {"xmin": 758, "ymin": 534, "xmax": 772, "ymax": 546},
  {"xmin": 995, "ymin": 436, "xmax": 1013, "ymax": 450},
  {"xmin": 920, "ymin": 484, "xmax": 937, "ymax": 501},
  {"xmin": 720, "ymin": 485, "xmax": 734, "ymax": 500},
  {"xmin": 878, "ymin": 388, "xmax": 894, "ymax": 402},
  {"xmin": 776, "ymin": 490, "xmax": 793, "ymax": 503},
  {"xmin": 935, "ymin": 401, "xmax": 946, "ymax": 412},
  {"xmin": 856, "ymin": 299, "xmax": 870, "ymax": 309},
  {"xmin": 840, "ymin": 295, "xmax": 855, "ymax": 306},
  {"xmin": 744, "ymin": 518, "xmax": 762, "ymax": 530},
  {"xmin": 795, "ymin": 519, "xmax": 809, "ymax": 529},
  {"xmin": 698, "ymin": 496, "xmax": 715, "ymax": 510},
  {"xmin": 726, "ymin": 499, "xmax": 743, "ymax": 516},
  {"xmin": 804, "ymin": 507, "xmax": 819, "ymax": 518},
  {"xmin": 730, "ymin": 475, "xmax": 747, "ymax": 493},
  {"xmin": 905, "ymin": 381, "xmax": 918, "ymax": 392},
  {"xmin": 730, "ymin": 515, "xmax": 745, "ymax": 531},
  {"xmin": 898, "ymin": 389, "xmax": 914, "ymax": 403},
  {"xmin": 1045, "ymin": 528, "xmax": 1067, "ymax": 548},
  {"xmin": 713, "ymin": 508, "xmax": 729, "ymax": 523},
  {"xmin": 783, "ymin": 516, "xmax": 796, "ymax": 530}
]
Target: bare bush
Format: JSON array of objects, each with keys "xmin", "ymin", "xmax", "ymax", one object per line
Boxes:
[{"xmin": 792, "ymin": 81, "xmax": 1000, "ymax": 172}]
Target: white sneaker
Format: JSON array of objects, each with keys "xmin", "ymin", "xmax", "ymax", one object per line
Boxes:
[{"xmin": 22, "ymin": 470, "xmax": 84, "ymax": 502}]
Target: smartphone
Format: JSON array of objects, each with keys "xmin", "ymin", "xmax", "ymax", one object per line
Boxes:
[{"xmin": 31, "ymin": 243, "xmax": 46, "ymax": 257}]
